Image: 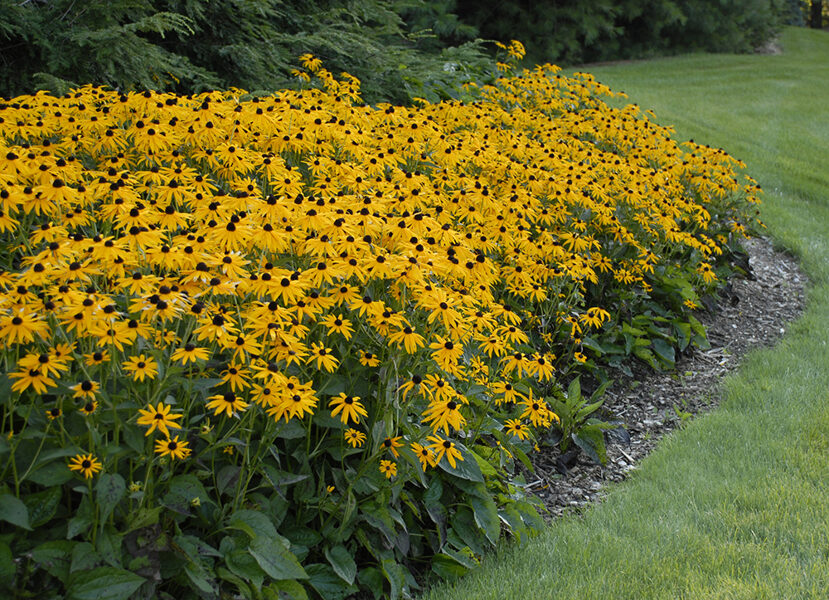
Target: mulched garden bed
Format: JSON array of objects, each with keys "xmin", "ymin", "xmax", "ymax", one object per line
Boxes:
[{"xmin": 527, "ymin": 236, "xmax": 808, "ymax": 519}]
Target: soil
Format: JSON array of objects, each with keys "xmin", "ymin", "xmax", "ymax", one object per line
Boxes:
[{"xmin": 526, "ymin": 236, "xmax": 808, "ymax": 519}]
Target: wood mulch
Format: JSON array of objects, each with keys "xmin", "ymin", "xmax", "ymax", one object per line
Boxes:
[{"xmin": 526, "ymin": 236, "xmax": 808, "ymax": 519}]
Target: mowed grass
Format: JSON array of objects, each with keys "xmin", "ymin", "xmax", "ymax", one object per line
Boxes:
[{"xmin": 421, "ymin": 27, "xmax": 829, "ymax": 600}]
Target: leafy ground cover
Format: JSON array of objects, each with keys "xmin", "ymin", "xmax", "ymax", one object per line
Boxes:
[
  {"xmin": 422, "ymin": 25, "xmax": 829, "ymax": 600},
  {"xmin": 0, "ymin": 40, "xmax": 764, "ymax": 598}
]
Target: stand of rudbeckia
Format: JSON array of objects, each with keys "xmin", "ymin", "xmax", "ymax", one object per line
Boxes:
[{"xmin": 0, "ymin": 55, "xmax": 760, "ymax": 599}]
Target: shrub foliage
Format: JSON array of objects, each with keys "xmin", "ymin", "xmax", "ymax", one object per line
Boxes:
[{"xmin": 0, "ymin": 50, "xmax": 761, "ymax": 599}]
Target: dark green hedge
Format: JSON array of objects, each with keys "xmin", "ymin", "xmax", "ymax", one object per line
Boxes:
[{"xmin": 0, "ymin": 0, "xmax": 797, "ymax": 102}]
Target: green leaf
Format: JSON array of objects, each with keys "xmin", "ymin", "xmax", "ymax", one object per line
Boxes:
[
  {"xmin": 124, "ymin": 506, "xmax": 161, "ymax": 533},
  {"xmin": 184, "ymin": 561, "xmax": 217, "ymax": 596},
  {"xmin": 163, "ymin": 474, "xmax": 208, "ymax": 515},
  {"xmin": 468, "ymin": 495, "xmax": 500, "ymax": 545},
  {"xmin": 95, "ymin": 473, "xmax": 125, "ymax": 523},
  {"xmin": 357, "ymin": 567, "xmax": 385, "ymax": 600},
  {"xmin": 306, "ymin": 563, "xmax": 359, "ymax": 600},
  {"xmin": 265, "ymin": 579, "xmax": 308, "ymax": 600},
  {"xmin": 651, "ymin": 337, "xmax": 676, "ymax": 366},
  {"xmin": 66, "ymin": 495, "xmax": 94, "ymax": 539},
  {"xmin": 263, "ymin": 465, "xmax": 310, "ymax": 489},
  {"xmin": 450, "ymin": 507, "xmax": 487, "ymax": 555},
  {"xmin": 70, "ymin": 543, "xmax": 101, "ymax": 573},
  {"xmin": 0, "ymin": 541, "xmax": 15, "ymax": 589},
  {"xmin": 380, "ymin": 558, "xmax": 404, "ymax": 600},
  {"xmin": 67, "ymin": 567, "xmax": 144, "ymax": 600},
  {"xmin": 567, "ymin": 377, "xmax": 582, "ymax": 401},
  {"xmin": 216, "ymin": 566, "xmax": 253, "ymax": 598},
  {"xmin": 228, "ymin": 509, "xmax": 278, "ymax": 540},
  {"xmin": 226, "ymin": 549, "xmax": 265, "ymax": 590},
  {"xmin": 96, "ymin": 526, "xmax": 123, "ymax": 568},
  {"xmin": 572, "ymin": 424, "xmax": 608, "ymax": 466},
  {"xmin": 249, "ymin": 536, "xmax": 308, "ymax": 580},
  {"xmin": 324, "ymin": 545, "xmax": 356, "ymax": 585},
  {"xmin": 24, "ymin": 486, "xmax": 61, "ymax": 528},
  {"xmin": 633, "ymin": 346, "xmax": 657, "ymax": 369},
  {"xmin": 0, "ymin": 494, "xmax": 31, "ymax": 530},
  {"xmin": 430, "ymin": 553, "xmax": 469, "ymax": 579},
  {"xmin": 27, "ymin": 461, "xmax": 74, "ymax": 486},
  {"xmin": 33, "ymin": 540, "xmax": 75, "ymax": 582}
]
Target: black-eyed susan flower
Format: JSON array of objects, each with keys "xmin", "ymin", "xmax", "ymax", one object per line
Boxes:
[
  {"xmin": 421, "ymin": 396, "xmax": 467, "ymax": 434},
  {"xmin": 71, "ymin": 380, "xmax": 100, "ymax": 400},
  {"xmin": 410, "ymin": 442, "xmax": 436, "ymax": 471},
  {"xmin": 0, "ymin": 309, "xmax": 50, "ymax": 344},
  {"xmin": 388, "ymin": 325, "xmax": 425, "ymax": 354},
  {"xmin": 154, "ymin": 435, "xmax": 191, "ymax": 460},
  {"xmin": 206, "ymin": 392, "xmax": 249, "ymax": 418},
  {"xmin": 78, "ymin": 400, "xmax": 99, "ymax": 416},
  {"xmin": 379, "ymin": 459, "xmax": 397, "ymax": 479},
  {"xmin": 328, "ymin": 393, "xmax": 368, "ymax": 425},
  {"xmin": 68, "ymin": 453, "xmax": 102, "ymax": 479},
  {"xmin": 381, "ymin": 436, "xmax": 403, "ymax": 458},
  {"xmin": 358, "ymin": 350, "xmax": 380, "ymax": 367},
  {"xmin": 10, "ymin": 367, "xmax": 57, "ymax": 394},
  {"xmin": 170, "ymin": 343, "xmax": 210, "ymax": 365},
  {"xmin": 122, "ymin": 354, "xmax": 159, "ymax": 382},
  {"xmin": 307, "ymin": 342, "xmax": 339, "ymax": 372},
  {"xmin": 84, "ymin": 349, "xmax": 111, "ymax": 367},
  {"xmin": 344, "ymin": 428, "xmax": 366, "ymax": 448},
  {"xmin": 136, "ymin": 402, "xmax": 183, "ymax": 437},
  {"xmin": 219, "ymin": 362, "xmax": 250, "ymax": 391},
  {"xmin": 504, "ymin": 418, "xmax": 530, "ymax": 441},
  {"xmin": 321, "ymin": 313, "xmax": 354, "ymax": 340},
  {"xmin": 426, "ymin": 434, "xmax": 464, "ymax": 468}
]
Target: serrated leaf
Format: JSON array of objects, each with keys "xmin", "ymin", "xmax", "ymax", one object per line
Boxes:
[
  {"xmin": 0, "ymin": 494, "xmax": 31, "ymax": 530},
  {"xmin": 324, "ymin": 545, "xmax": 356, "ymax": 585},
  {"xmin": 67, "ymin": 566, "xmax": 144, "ymax": 600},
  {"xmin": 249, "ymin": 536, "xmax": 307, "ymax": 580}
]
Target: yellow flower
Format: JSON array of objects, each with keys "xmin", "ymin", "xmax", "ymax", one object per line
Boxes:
[
  {"xmin": 154, "ymin": 435, "xmax": 191, "ymax": 460},
  {"xmin": 504, "ymin": 418, "xmax": 530, "ymax": 441},
  {"xmin": 379, "ymin": 459, "xmax": 397, "ymax": 479},
  {"xmin": 426, "ymin": 435, "xmax": 464, "ymax": 469},
  {"xmin": 410, "ymin": 442, "xmax": 436, "ymax": 471},
  {"xmin": 328, "ymin": 393, "xmax": 368, "ymax": 424},
  {"xmin": 344, "ymin": 428, "xmax": 366, "ymax": 448},
  {"xmin": 122, "ymin": 355, "xmax": 159, "ymax": 382},
  {"xmin": 136, "ymin": 402, "xmax": 183, "ymax": 437},
  {"xmin": 171, "ymin": 343, "xmax": 210, "ymax": 365},
  {"xmin": 381, "ymin": 436, "xmax": 403, "ymax": 458},
  {"xmin": 68, "ymin": 453, "xmax": 102, "ymax": 479},
  {"xmin": 206, "ymin": 392, "xmax": 249, "ymax": 418}
]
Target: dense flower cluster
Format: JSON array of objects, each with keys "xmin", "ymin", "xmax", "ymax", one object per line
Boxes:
[{"xmin": 0, "ymin": 52, "xmax": 760, "ymax": 597}]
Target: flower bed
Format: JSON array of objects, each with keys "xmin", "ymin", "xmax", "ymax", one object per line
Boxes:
[{"xmin": 0, "ymin": 51, "xmax": 761, "ymax": 599}]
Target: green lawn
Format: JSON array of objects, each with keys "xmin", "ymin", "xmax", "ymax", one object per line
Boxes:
[{"xmin": 421, "ymin": 27, "xmax": 829, "ymax": 600}]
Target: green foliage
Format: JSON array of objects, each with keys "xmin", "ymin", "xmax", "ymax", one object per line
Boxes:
[
  {"xmin": 0, "ymin": 0, "xmax": 496, "ymax": 104},
  {"xmin": 454, "ymin": 0, "xmax": 792, "ymax": 65}
]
